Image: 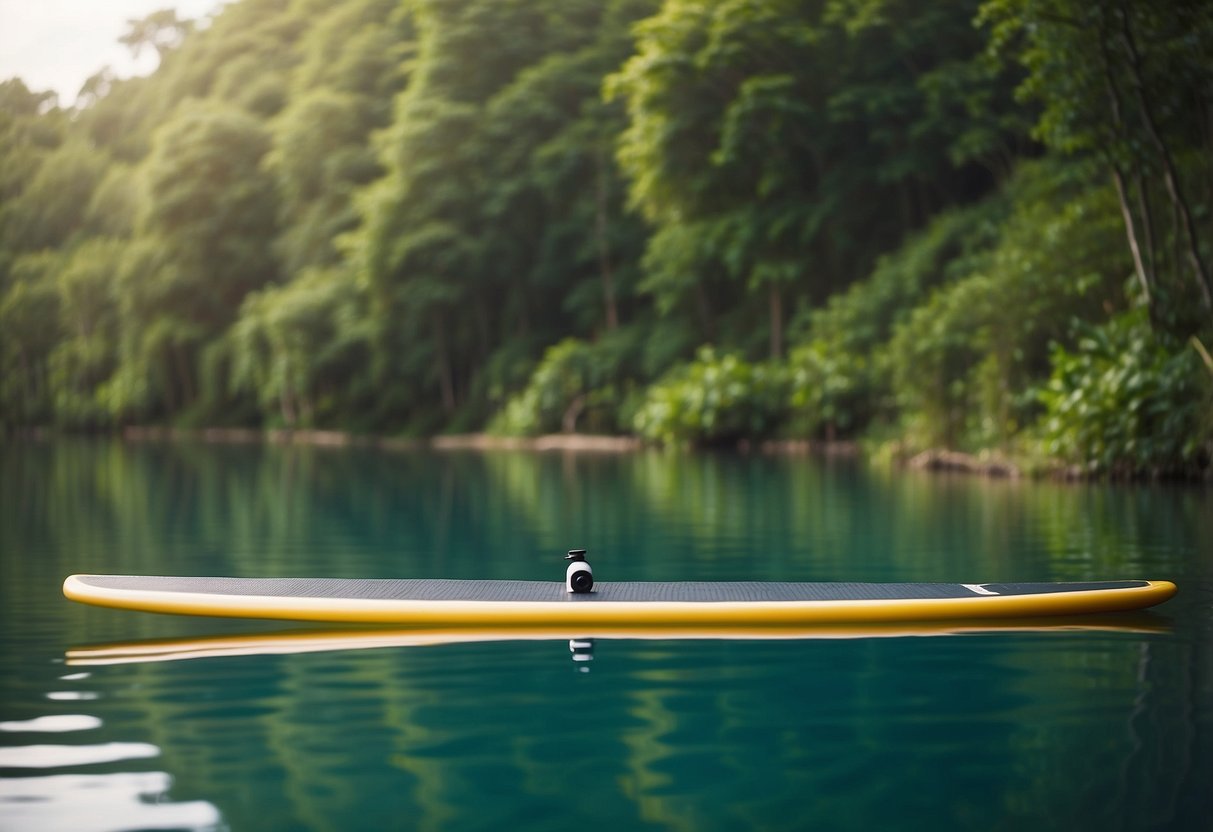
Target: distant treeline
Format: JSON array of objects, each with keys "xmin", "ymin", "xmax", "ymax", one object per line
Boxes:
[{"xmin": 1, "ymin": 0, "xmax": 1211, "ymax": 475}]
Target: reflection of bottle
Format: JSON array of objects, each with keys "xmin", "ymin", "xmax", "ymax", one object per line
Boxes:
[
  {"xmin": 565, "ymin": 549, "xmax": 593, "ymax": 593},
  {"xmin": 569, "ymin": 638, "xmax": 594, "ymax": 672}
]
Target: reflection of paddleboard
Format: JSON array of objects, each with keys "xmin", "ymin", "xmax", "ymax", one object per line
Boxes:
[
  {"xmin": 63, "ymin": 575, "xmax": 1176, "ymax": 626},
  {"xmin": 65, "ymin": 616, "xmax": 1173, "ymax": 667}
]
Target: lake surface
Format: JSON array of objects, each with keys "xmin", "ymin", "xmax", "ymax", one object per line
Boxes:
[{"xmin": 1, "ymin": 438, "xmax": 1210, "ymax": 831}]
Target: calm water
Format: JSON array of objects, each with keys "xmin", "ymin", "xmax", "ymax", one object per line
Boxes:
[{"xmin": 1, "ymin": 439, "xmax": 1211, "ymax": 831}]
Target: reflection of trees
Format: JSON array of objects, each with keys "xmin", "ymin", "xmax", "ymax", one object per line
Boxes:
[
  {"xmin": 986, "ymin": 634, "xmax": 1207, "ymax": 831},
  {"xmin": 10, "ymin": 440, "xmax": 1207, "ymax": 591}
]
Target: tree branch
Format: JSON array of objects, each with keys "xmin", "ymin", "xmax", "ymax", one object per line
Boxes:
[{"xmin": 1116, "ymin": 0, "xmax": 1213, "ymax": 317}]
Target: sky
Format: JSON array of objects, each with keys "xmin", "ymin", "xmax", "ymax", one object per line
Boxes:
[{"xmin": 0, "ymin": 0, "xmax": 220, "ymax": 105}]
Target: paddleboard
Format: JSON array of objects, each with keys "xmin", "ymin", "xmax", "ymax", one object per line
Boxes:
[{"xmin": 63, "ymin": 575, "xmax": 1176, "ymax": 626}]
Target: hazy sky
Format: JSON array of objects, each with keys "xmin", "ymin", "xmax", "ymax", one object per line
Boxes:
[{"xmin": 0, "ymin": 0, "xmax": 220, "ymax": 105}]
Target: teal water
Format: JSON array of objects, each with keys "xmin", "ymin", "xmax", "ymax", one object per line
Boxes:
[{"xmin": 1, "ymin": 439, "xmax": 1210, "ymax": 831}]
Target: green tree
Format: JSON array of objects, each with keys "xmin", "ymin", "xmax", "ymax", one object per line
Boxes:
[
  {"xmin": 981, "ymin": 0, "xmax": 1213, "ymax": 331},
  {"xmin": 1040, "ymin": 309, "xmax": 1213, "ymax": 475},
  {"xmin": 229, "ymin": 267, "xmax": 374, "ymax": 428},
  {"xmin": 0, "ymin": 252, "xmax": 61, "ymax": 427},
  {"xmin": 889, "ymin": 163, "xmax": 1129, "ymax": 449},
  {"xmin": 6, "ymin": 139, "xmax": 107, "ymax": 251},
  {"xmin": 111, "ymin": 105, "xmax": 279, "ymax": 420},
  {"xmin": 0, "ymin": 79, "xmax": 68, "ymax": 278},
  {"xmin": 118, "ymin": 9, "xmax": 196, "ymax": 60},
  {"xmin": 0, "ymin": 80, "xmax": 70, "ymax": 427},
  {"xmin": 492, "ymin": 330, "xmax": 645, "ymax": 435},
  {"xmin": 353, "ymin": 0, "xmax": 615, "ymax": 425},
  {"xmin": 479, "ymin": 0, "xmax": 656, "ymax": 340},
  {"xmin": 609, "ymin": 0, "xmax": 1024, "ymax": 360},
  {"xmin": 50, "ymin": 239, "xmax": 126, "ymax": 427},
  {"xmin": 633, "ymin": 347, "xmax": 788, "ymax": 446},
  {"xmin": 270, "ymin": 90, "xmax": 387, "ymax": 273},
  {"xmin": 268, "ymin": 0, "xmax": 414, "ymax": 275}
]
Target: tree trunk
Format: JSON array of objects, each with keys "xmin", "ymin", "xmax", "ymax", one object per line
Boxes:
[
  {"xmin": 1097, "ymin": 11, "xmax": 1153, "ymax": 306},
  {"xmin": 1110, "ymin": 167, "xmax": 1153, "ymax": 305},
  {"xmin": 1117, "ymin": 1, "xmax": 1213, "ymax": 316},
  {"xmin": 562, "ymin": 393, "xmax": 586, "ymax": 434},
  {"xmin": 1191, "ymin": 336, "xmax": 1213, "ymax": 376},
  {"xmin": 1133, "ymin": 171, "xmax": 1157, "ymax": 280}
]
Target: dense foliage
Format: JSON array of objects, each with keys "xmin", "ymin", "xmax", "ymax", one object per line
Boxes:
[
  {"xmin": 2, "ymin": 0, "xmax": 1211, "ymax": 475},
  {"xmin": 633, "ymin": 347, "xmax": 787, "ymax": 446},
  {"xmin": 1040, "ymin": 310, "xmax": 1213, "ymax": 476}
]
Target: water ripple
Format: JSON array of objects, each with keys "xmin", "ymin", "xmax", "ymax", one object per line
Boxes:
[
  {"xmin": 0, "ymin": 715, "xmax": 101, "ymax": 733},
  {"xmin": 0, "ymin": 772, "xmax": 223, "ymax": 832},
  {"xmin": 0, "ymin": 742, "xmax": 159, "ymax": 769}
]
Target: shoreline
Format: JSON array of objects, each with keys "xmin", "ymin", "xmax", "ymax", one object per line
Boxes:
[
  {"xmin": 113, "ymin": 426, "xmax": 645, "ymax": 453},
  {"xmin": 111, "ymin": 427, "xmax": 863, "ymax": 457},
  {"xmin": 10, "ymin": 426, "xmax": 1206, "ymax": 481}
]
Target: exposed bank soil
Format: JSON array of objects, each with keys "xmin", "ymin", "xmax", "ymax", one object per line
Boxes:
[
  {"xmin": 905, "ymin": 448, "xmax": 1023, "ymax": 478},
  {"xmin": 118, "ymin": 427, "xmax": 642, "ymax": 453},
  {"xmin": 429, "ymin": 434, "xmax": 641, "ymax": 452},
  {"xmin": 119, "ymin": 427, "xmax": 859, "ymax": 456}
]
